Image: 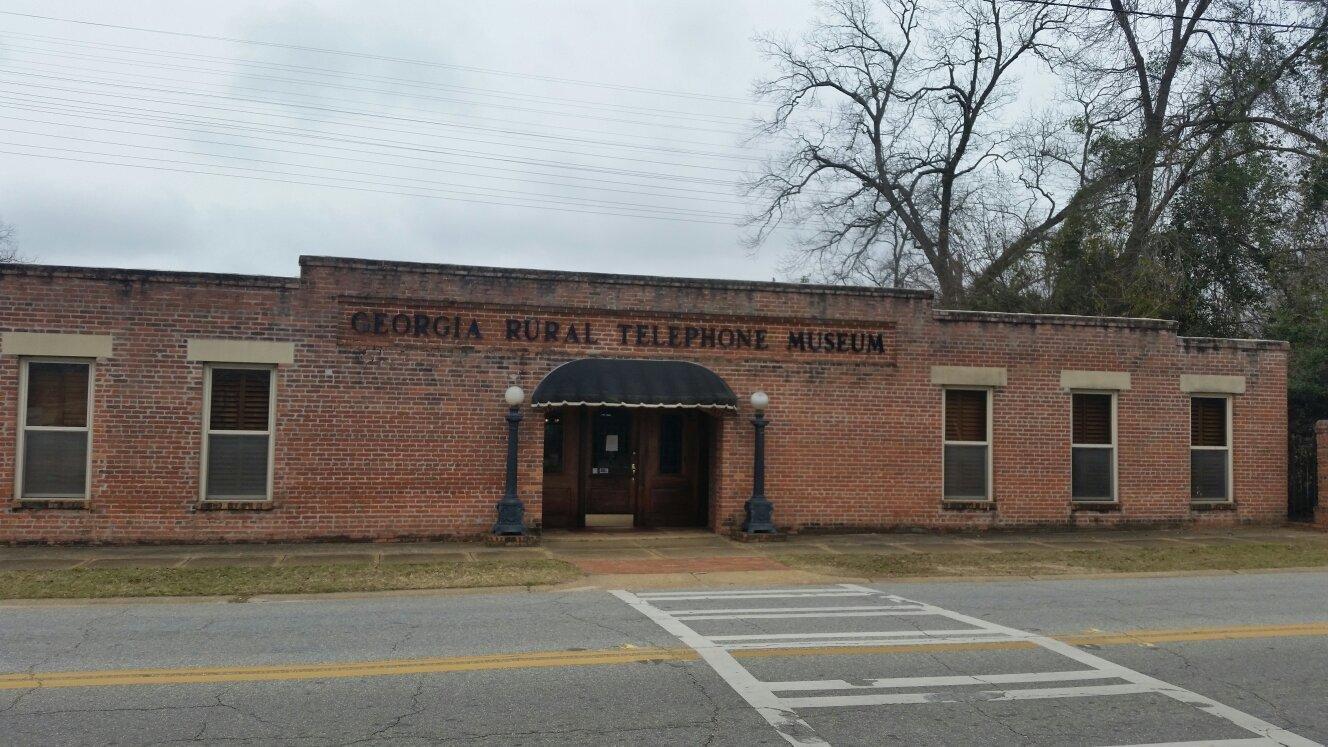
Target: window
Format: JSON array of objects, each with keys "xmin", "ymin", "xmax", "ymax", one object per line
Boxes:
[
  {"xmin": 1071, "ymin": 393, "xmax": 1115, "ymax": 501},
  {"xmin": 543, "ymin": 412, "xmax": 565, "ymax": 474},
  {"xmin": 943, "ymin": 389, "xmax": 990, "ymax": 500},
  {"xmin": 590, "ymin": 409, "xmax": 632, "ymax": 476},
  {"xmin": 1190, "ymin": 396, "xmax": 1231, "ymax": 502},
  {"xmin": 658, "ymin": 411, "xmax": 683, "ymax": 475},
  {"xmin": 202, "ymin": 366, "xmax": 274, "ymax": 501},
  {"xmin": 18, "ymin": 360, "xmax": 92, "ymax": 500}
]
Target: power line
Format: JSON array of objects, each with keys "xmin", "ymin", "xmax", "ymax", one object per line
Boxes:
[
  {"xmin": 1005, "ymin": 0, "xmax": 1325, "ymax": 31},
  {"xmin": 0, "ymin": 9, "xmax": 765, "ymax": 105},
  {"xmin": 0, "ymin": 107, "xmax": 750, "ymax": 200},
  {"xmin": 0, "ymin": 56, "xmax": 761, "ymax": 160},
  {"xmin": 0, "ymin": 93, "xmax": 747, "ymax": 187},
  {"xmin": 0, "ymin": 145, "xmax": 753, "ymax": 225},
  {"xmin": 0, "ymin": 131, "xmax": 745, "ymax": 217},
  {"xmin": 0, "ymin": 30, "xmax": 759, "ymax": 126},
  {"xmin": 0, "ymin": 69, "xmax": 762, "ymax": 168},
  {"xmin": 0, "ymin": 34, "xmax": 759, "ymax": 133}
]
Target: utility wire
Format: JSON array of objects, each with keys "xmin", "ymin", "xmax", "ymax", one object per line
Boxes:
[
  {"xmin": 1005, "ymin": 0, "xmax": 1325, "ymax": 31},
  {"xmin": 0, "ymin": 57, "xmax": 761, "ymax": 159},
  {"xmin": 0, "ymin": 9, "xmax": 765, "ymax": 105},
  {"xmin": 0, "ymin": 144, "xmax": 751, "ymax": 225},
  {"xmin": 0, "ymin": 125, "xmax": 751, "ymax": 211},
  {"xmin": 0, "ymin": 30, "xmax": 758, "ymax": 127},
  {"xmin": 0, "ymin": 69, "xmax": 761, "ymax": 168},
  {"xmin": 0, "ymin": 107, "xmax": 750, "ymax": 200},
  {"xmin": 0, "ymin": 37, "xmax": 754, "ymax": 137},
  {"xmin": 0, "ymin": 93, "xmax": 747, "ymax": 187}
]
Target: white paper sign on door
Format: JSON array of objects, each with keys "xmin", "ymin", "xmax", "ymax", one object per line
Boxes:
[{"xmin": 605, "ymin": 435, "xmax": 619, "ymax": 452}]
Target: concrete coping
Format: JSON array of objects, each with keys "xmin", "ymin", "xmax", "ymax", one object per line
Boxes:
[
  {"xmin": 1180, "ymin": 336, "xmax": 1289, "ymax": 351},
  {"xmin": 0, "ymin": 262, "xmax": 298, "ymax": 289},
  {"xmin": 300, "ymin": 255, "xmax": 935, "ymax": 300},
  {"xmin": 933, "ymin": 309, "xmax": 1178, "ymax": 331}
]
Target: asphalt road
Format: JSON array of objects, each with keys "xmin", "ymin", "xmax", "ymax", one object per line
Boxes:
[{"xmin": 2, "ymin": 572, "xmax": 1327, "ymax": 746}]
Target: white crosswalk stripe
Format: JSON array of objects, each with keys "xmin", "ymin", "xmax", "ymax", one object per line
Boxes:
[{"xmin": 612, "ymin": 583, "xmax": 1321, "ymax": 747}]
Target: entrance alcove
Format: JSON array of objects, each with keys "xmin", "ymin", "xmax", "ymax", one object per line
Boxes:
[{"xmin": 532, "ymin": 358, "xmax": 735, "ymax": 530}]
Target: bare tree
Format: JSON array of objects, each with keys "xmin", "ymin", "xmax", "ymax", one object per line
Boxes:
[
  {"xmin": 1066, "ymin": 0, "xmax": 1328, "ymax": 266},
  {"xmin": 0, "ymin": 219, "xmax": 19, "ymax": 264},
  {"xmin": 748, "ymin": 0, "xmax": 1327, "ymax": 303},
  {"xmin": 748, "ymin": 0, "xmax": 1105, "ymax": 301}
]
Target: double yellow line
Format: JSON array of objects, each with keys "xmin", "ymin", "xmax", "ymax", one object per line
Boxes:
[{"xmin": 2, "ymin": 622, "xmax": 1325, "ymax": 691}]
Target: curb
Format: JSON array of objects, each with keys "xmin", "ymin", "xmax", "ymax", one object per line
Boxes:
[{"xmin": 4, "ymin": 565, "xmax": 1328, "ymax": 607}]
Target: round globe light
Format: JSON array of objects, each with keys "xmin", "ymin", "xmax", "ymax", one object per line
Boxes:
[
  {"xmin": 750, "ymin": 390, "xmax": 770, "ymax": 412},
  {"xmin": 504, "ymin": 385, "xmax": 525, "ymax": 407}
]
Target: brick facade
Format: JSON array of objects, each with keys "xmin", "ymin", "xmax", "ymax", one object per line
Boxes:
[{"xmin": 0, "ymin": 256, "xmax": 1289, "ymax": 545}]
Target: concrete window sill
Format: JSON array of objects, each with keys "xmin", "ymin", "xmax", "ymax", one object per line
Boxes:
[
  {"xmin": 195, "ymin": 501, "xmax": 276, "ymax": 512},
  {"xmin": 1071, "ymin": 502, "xmax": 1121, "ymax": 513},
  {"xmin": 12, "ymin": 499, "xmax": 90, "ymax": 511},
  {"xmin": 941, "ymin": 501, "xmax": 996, "ymax": 512},
  {"xmin": 1190, "ymin": 502, "xmax": 1236, "ymax": 511}
]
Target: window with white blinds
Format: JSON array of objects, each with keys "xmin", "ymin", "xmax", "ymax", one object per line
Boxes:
[
  {"xmin": 203, "ymin": 366, "xmax": 274, "ymax": 500},
  {"xmin": 943, "ymin": 388, "xmax": 990, "ymax": 500},
  {"xmin": 1190, "ymin": 396, "xmax": 1231, "ymax": 502},
  {"xmin": 19, "ymin": 360, "xmax": 92, "ymax": 499},
  {"xmin": 1071, "ymin": 393, "xmax": 1115, "ymax": 501}
]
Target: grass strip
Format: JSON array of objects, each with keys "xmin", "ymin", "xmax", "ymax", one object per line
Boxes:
[
  {"xmin": 778, "ymin": 540, "xmax": 1328, "ymax": 578},
  {"xmin": 0, "ymin": 559, "xmax": 582, "ymax": 600}
]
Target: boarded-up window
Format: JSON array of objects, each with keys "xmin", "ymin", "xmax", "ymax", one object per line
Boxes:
[
  {"xmin": 944, "ymin": 389, "xmax": 989, "ymax": 499},
  {"xmin": 20, "ymin": 361, "xmax": 92, "ymax": 499},
  {"xmin": 1190, "ymin": 397, "xmax": 1230, "ymax": 501},
  {"xmin": 205, "ymin": 367, "xmax": 273, "ymax": 500},
  {"xmin": 1071, "ymin": 393, "xmax": 1114, "ymax": 501}
]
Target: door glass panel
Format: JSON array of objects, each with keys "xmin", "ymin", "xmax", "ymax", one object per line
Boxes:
[
  {"xmin": 658, "ymin": 412, "xmax": 683, "ymax": 474},
  {"xmin": 543, "ymin": 412, "xmax": 564, "ymax": 474},
  {"xmin": 591, "ymin": 410, "xmax": 632, "ymax": 476}
]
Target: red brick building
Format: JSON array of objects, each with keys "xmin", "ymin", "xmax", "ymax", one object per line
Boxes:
[{"xmin": 0, "ymin": 256, "xmax": 1288, "ymax": 545}]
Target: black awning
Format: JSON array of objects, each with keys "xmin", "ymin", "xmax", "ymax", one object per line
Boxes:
[{"xmin": 531, "ymin": 358, "xmax": 738, "ymax": 409}]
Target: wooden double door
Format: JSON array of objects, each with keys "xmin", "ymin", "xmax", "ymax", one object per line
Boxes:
[{"xmin": 542, "ymin": 407, "xmax": 709, "ymax": 529}]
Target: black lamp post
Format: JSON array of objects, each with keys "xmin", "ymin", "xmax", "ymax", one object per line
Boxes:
[
  {"xmin": 492, "ymin": 384, "xmax": 527, "ymax": 536},
  {"xmin": 742, "ymin": 390, "xmax": 776, "ymax": 534}
]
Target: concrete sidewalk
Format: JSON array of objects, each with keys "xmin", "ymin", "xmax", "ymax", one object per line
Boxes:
[{"xmin": 0, "ymin": 525, "xmax": 1321, "ymax": 573}]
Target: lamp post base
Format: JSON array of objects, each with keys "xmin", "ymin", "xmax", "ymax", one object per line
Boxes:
[
  {"xmin": 492, "ymin": 496, "xmax": 527, "ymax": 536},
  {"xmin": 742, "ymin": 496, "xmax": 777, "ymax": 534}
]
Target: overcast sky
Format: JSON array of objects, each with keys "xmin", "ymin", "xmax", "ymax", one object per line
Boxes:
[{"xmin": 0, "ymin": 1, "xmax": 822, "ymax": 281}]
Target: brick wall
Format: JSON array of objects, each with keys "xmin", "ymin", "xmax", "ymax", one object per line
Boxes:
[{"xmin": 0, "ymin": 257, "xmax": 1290, "ymax": 544}]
